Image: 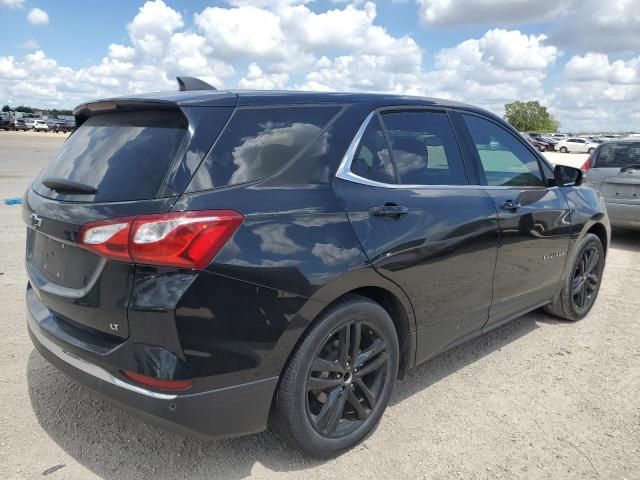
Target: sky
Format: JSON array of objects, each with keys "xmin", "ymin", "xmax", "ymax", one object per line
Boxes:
[{"xmin": 1, "ymin": 0, "xmax": 639, "ymax": 131}]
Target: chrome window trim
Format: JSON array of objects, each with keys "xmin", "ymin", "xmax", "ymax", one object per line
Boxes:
[{"xmin": 334, "ymin": 109, "xmax": 549, "ymax": 191}]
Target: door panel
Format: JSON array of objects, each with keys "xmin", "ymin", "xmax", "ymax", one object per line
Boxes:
[
  {"xmin": 458, "ymin": 113, "xmax": 572, "ymax": 320},
  {"xmin": 483, "ymin": 187, "xmax": 571, "ymax": 303},
  {"xmin": 333, "ymin": 180, "xmax": 498, "ymax": 335},
  {"xmin": 334, "ymin": 109, "xmax": 500, "ymax": 363}
]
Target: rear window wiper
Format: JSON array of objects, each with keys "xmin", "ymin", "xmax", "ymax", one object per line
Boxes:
[{"xmin": 41, "ymin": 177, "xmax": 97, "ymax": 195}]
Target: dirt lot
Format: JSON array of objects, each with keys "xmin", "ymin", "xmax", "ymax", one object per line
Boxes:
[{"xmin": 0, "ymin": 131, "xmax": 638, "ymax": 479}]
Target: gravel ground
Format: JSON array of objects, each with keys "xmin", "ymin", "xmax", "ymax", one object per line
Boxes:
[{"xmin": 0, "ymin": 131, "xmax": 638, "ymax": 479}]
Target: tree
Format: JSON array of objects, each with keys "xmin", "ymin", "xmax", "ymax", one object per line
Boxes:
[
  {"xmin": 504, "ymin": 100, "xmax": 559, "ymax": 133},
  {"xmin": 1, "ymin": 105, "xmax": 10, "ymax": 112}
]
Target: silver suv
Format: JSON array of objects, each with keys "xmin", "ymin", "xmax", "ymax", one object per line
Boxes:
[{"xmin": 585, "ymin": 140, "xmax": 640, "ymax": 229}]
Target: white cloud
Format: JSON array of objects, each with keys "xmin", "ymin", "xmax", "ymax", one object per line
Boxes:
[
  {"xmin": 417, "ymin": 0, "xmax": 572, "ymax": 26},
  {"xmin": 127, "ymin": 0, "xmax": 183, "ymax": 56},
  {"xmin": 26, "ymin": 7, "xmax": 49, "ymax": 25},
  {"xmin": 195, "ymin": 6, "xmax": 287, "ymax": 60},
  {"xmin": 108, "ymin": 44, "xmax": 136, "ymax": 61},
  {"xmin": 551, "ymin": 0, "xmax": 640, "ymax": 53},
  {"xmin": 0, "ymin": 0, "xmax": 25, "ymax": 8},
  {"xmin": 21, "ymin": 39, "xmax": 40, "ymax": 50},
  {"xmin": 550, "ymin": 53, "xmax": 640, "ymax": 131},
  {"xmin": 416, "ymin": 0, "xmax": 640, "ymax": 53},
  {"xmin": 238, "ymin": 63, "xmax": 289, "ymax": 89}
]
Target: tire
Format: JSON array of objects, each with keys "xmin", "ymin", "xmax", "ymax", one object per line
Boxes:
[
  {"xmin": 270, "ymin": 295, "xmax": 399, "ymax": 458},
  {"xmin": 538, "ymin": 145, "xmax": 546, "ymax": 152},
  {"xmin": 544, "ymin": 233, "xmax": 605, "ymax": 321},
  {"xmin": 560, "ymin": 146, "xmax": 568, "ymax": 153},
  {"xmin": 588, "ymin": 148, "xmax": 595, "ymax": 154}
]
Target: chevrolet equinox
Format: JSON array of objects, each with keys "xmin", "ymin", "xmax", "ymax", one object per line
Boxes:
[{"xmin": 24, "ymin": 77, "xmax": 610, "ymax": 457}]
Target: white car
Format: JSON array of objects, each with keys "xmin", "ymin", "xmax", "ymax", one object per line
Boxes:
[
  {"xmin": 24, "ymin": 118, "xmax": 36, "ymax": 129},
  {"xmin": 556, "ymin": 137, "xmax": 599, "ymax": 154},
  {"xmin": 32, "ymin": 120, "xmax": 49, "ymax": 131}
]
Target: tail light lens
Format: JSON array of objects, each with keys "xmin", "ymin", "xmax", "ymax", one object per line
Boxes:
[
  {"xmin": 79, "ymin": 210, "xmax": 243, "ymax": 269},
  {"xmin": 581, "ymin": 155, "xmax": 592, "ymax": 172},
  {"xmin": 122, "ymin": 370, "xmax": 193, "ymax": 391}
]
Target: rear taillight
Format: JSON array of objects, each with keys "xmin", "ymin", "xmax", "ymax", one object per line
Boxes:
[
  {"xmin": 79, "ymin": 210, "xmax": 243, "ymax": 269},
  {"xmin": 122, "ymin": 370, "xmax": 193, "ymax": 391},
  {"xmin": 581, "ymin": 155, "xmax": 592, "ymax": 172}
]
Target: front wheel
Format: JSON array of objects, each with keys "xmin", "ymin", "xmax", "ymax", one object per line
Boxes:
[
  {"xmin": 270, "ymin": 295, "xmax": 399, "ymax": 458},
  {"xmin": 588, "ymin": 147, "xmax": 595, "ymax": 154},
  {"xmin": 538, "ymin": 144, "xmax": 546, "ymax": 152},
  {"xmin": 560, "ymin": 146, "xmax": 568, "ymax": 153},
  {"xmin": 544, "ymin": 233, "xmax": 605, "ymax": 321}
]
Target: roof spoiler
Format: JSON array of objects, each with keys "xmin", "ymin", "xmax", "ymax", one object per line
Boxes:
[{"xmin": 176, "ymin": 76, "xmax": 217, "ymax": 92}]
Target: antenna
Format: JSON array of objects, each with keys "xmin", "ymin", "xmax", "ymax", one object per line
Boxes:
[{"xmin": 176, "ymin": 76, "xmax": 217, "ymax": 91}]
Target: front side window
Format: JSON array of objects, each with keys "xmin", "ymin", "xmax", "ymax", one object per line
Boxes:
[
  {"xmin": 189, "ymin": 105, "xmax": 340, "ymax": 191},
  {"xmin": 381, "ymin": 111, "xmax": 468, "ymax": 185},
  {"xmin": 350, "ymin": 116, "xmax": 396, "ymax": 184},
  {"xmin": 463, "ymin": 114, "xmax": 545, "ymax": 187}
]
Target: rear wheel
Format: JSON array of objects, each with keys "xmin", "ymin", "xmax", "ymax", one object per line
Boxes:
[
  {"xmin": 544, "ymin": 233, "xmax": 605, "ymax": 321},
  {"xmin": 588, "ymin": 147, "xmax": 595, "ymax": 154},
  {"xmin": 270, "ymin": 295, "xmax": 399, "ymax": 458},
  {"xmin": 560, "ymin": 146, "xmax": 568, "ymax": 153},
  {"xmin": 538, "ymin": 144, "xmax": 546, "ymax": 152}
]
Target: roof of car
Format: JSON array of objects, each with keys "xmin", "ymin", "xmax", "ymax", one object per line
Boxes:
[{"xmin": 74, "ymin": 89, "xmax": 493, "ymax": 117}]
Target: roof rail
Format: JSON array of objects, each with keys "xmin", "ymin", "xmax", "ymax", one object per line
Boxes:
[{"xmin": 176, "ymin": 76, "xmax": 217, "ymax": 92}]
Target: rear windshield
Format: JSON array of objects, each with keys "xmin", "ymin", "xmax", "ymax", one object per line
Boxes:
[
  {"xmin": 595, "ymin": 142, "xmax": 640, "ymax": 168},
  {"xmin": 37, "ymin": 110, "xmax": 187, "ymax": 202},
  {"xmin": 187, "ymin": 105, "xmax": 340, "ymax": 191}
]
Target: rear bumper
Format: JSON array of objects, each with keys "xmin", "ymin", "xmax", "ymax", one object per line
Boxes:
[
  {"xmin": 27, "ymin": 298, "xmax": 278, "ymax": 440},
  {"xmin": 605, "ymin": 201, "xmax": 640, "ymax": 229}
]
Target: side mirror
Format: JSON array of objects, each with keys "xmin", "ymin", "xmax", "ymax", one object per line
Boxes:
[{"xmin": 554, "ymin": 164, "xmax": 583, "ymax": 187}]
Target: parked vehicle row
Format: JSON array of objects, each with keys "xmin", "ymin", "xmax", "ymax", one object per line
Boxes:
[{"xmin": 0, "ymin": 117, "xmax": 75, "ymax": 132}]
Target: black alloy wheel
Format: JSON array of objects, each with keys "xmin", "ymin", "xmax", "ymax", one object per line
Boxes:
[
  {"xmin": 572, "ymin": 245, "xmax": 600, "ymax": 313},
  {"xmin": 544, "ymin": 233, "xmax": 605, "ymax": 321},
  {"xmin": 306, "ymin": 321, "xmax": 388, "ymax": 438},
  {"xmin": 270, "ymin": 295, "xmax": 399, "ymax": 458}
]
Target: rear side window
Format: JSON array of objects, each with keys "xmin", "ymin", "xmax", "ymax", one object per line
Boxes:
[
  {"xmin": 38, "ymin": 110, "xmax": 187, "ymax": 202},
  {"xmin": 463, "ymin": 114, "xmax": 545, "ymax": 187},
  {"xmin": 350, "ymin": 116, "xmax": 396, "ymax": 184},
  {"xmin": 595, "ymin": 142, "xmax": 640, "ymax": 168},
  {"xmin": 188, "ymin": 106, "xmax": 340, "ymax": 191},
  {"xmin": 381, "ymin": 111, "xmax": 467, "ymax": 185}
]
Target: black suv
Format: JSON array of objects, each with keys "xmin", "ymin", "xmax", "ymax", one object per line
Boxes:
[{"xmin": 25, "ymin": 78, "xmax": 610, "ymax": 457}]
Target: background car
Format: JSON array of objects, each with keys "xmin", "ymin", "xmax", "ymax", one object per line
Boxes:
[
  {"xmin": 523, "ymin": 134, "xmax": 550, "ymax": 152},
  {"xmin": 12, "ymin": 119, "xmax": 28, "ymax": 131},
  {"xmin": 0, "ymin": 117, "xmax": 11, "ymax": 130},
  {"xmin": 584, "ymin": 140, "xmax": 640, "ymax": 229},
  {"xmin": 32, "ymin": 120, "xmax": 49, "ymax": 132},
  {"xmin": 531, "ymin": 134, "xmax": 558, "ymax": 151},
  {"xmin": 556, "ymin": 137, "xmax": 599, "ymax": 154},
  {"xmin": 24, "ymin": 118, "xmax": 36, "ymax": 129},
  {"xmin": 51, "ymin": 120, "xmax": 74, "ymax": 133}
]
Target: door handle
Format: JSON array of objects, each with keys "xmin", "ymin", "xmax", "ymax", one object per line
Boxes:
[
  {"xmin": 370, "ymin": 205, "xmax": 409, "ymax": 218},
  {"xmin": 500, "ymin": 200, "xmax": 522, "ymax": 211}
]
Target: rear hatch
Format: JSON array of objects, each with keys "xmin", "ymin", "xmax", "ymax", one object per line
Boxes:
[
  {"xmin": 24, "ymin": 102, "xmax": 230, "ymax": 340},
  {"xmin": 592, "ymin": 142, "xmax": 640, "ymax": 203},
  {"xmin": 601, "ymin": 167, "xmax": 640, "ymax": 202}
]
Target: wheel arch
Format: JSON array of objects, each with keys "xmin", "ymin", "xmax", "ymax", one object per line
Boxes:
[
  {"xmin": 586, "ymin": 222, "xmax": 608, "ymax": 256},
  {"xmin": 276, "ymin": 270, "xmax": 417, "ymax": 396}
]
